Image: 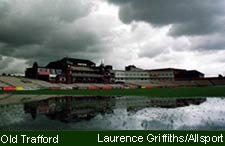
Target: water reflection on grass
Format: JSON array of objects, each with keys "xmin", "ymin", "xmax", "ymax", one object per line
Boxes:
[{"xmin": 0, "ymin": 96, "xmax": 225, "ymax": 130}]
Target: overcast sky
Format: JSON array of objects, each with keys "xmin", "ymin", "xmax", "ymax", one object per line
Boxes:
[{"xmin": 0, "ymin": 0, "xmax": 224, "ymax": 76}]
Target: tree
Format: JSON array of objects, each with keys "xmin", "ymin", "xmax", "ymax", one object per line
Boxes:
[
  {"xmin": 33, "ymin": 62, "xmax": 38, "ymax": 68},
  {"xmin": 218, "ymin": 74, "xmax": 223, "ymax": 78},
  {"xmin": 1, "ymin": 72, "xmax": 6, "ymax": 76}
]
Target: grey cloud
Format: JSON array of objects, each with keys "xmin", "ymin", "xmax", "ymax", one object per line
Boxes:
[
  {"xmin": 0, "ymin": 1, "xmax": 9, "ymax": 19},
  {"xmin": 0, "ymin": 56, "xmax": 27, "ymax": 74},
  {"xmin": 138, "ymin": 48, "xmax": 166, "ymax": 58},
  {"xmin": 190, "ymin": 34, "xmax": 225, "ymax": 51},
  {"xmin": 0, "ymin": 56, "xmax": 12, "ymax": 71},
  {"xmin": 0, "ymin": 0, "xmax": 107, "ymax": 68},
  {"xmin": 45, "ymin": 24, "xmax": 99, "ymax": 52},
  {"xmin": 138, "ymin": 43, "xmax": 170, "ymax": 58},
  {"xmin": 108, "ymin": 0, "xmax": 225, "ymax": 36},
  {"xmin": 0, "ymin": 17, "xmax": 55, "ymax": 46},
  {"xmin": 0, "ymin": 0, "xmax": 91, "ymax": 46}
]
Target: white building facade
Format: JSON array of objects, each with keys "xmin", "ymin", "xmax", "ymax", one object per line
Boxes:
[{"xmin": 113, "ymin": 70, "xmax": 150, "ymax": 83}]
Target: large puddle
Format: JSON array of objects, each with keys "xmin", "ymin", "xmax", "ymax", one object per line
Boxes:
[{"xmin": 0, "ymin": 95, "xmax": 225, "ymax": 130}]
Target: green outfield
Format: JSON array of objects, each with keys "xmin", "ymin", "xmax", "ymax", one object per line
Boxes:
[{"xmin": 1, "ymin": 86, "xmax": 225, "ymax": 97}]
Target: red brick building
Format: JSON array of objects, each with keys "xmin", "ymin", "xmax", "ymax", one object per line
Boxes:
[
  {"xmin": 25, "ymin": 57, "xmax": 114, "ymax": 83},
  {"xmin": 146, "ymin": 68, "xmax": 204, "ymax": 81}
]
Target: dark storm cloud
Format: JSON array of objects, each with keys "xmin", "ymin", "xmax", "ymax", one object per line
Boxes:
[
  {"xmin": 0, "ymin": 17, "xmax": 55, "ymax": 46},
  {"xmin": 0, "ymin": 0, "xmax": 91, "ymax": 46},
  {"xmin": 0, "ymin": 1, "xmax": 9, "ymax": 19},
  {"xmin": 108, "ymin": 0, "xmax": 225, "ymax": 36},
  {"xmin": 0, "ymin": 0, "xmax": 103, "ymax": 67},
  {"xmin": 191, "ymin": 34, "xmax": 225, "ymax": 51}
]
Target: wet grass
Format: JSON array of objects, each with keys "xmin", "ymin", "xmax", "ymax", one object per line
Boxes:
[{"xmin": 1, "ymin": 86, "xmax": 225, "ymax": 97}]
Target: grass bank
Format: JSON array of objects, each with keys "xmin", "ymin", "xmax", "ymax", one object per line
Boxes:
[{"xmin": 1, "ymin": 86, "xmax": 225, "ymax": 97}]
